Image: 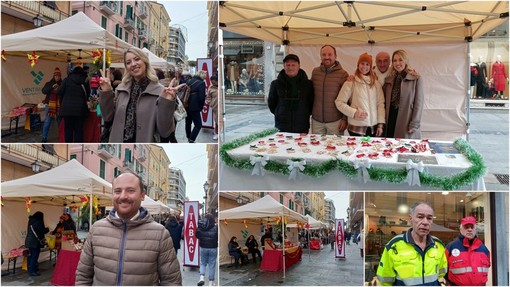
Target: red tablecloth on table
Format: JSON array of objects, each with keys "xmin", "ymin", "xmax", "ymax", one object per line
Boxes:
[
  {"xmin": 259, "ymin": 246, "xmax": 302, "ymax": 271},
  {"xmin": 310, "ymin": 240, "xmax": 321, "ymax": 250},
  {"xmin": 50, "ymin": 249, "xmax": 82, "ymax": 286},
  {"xmin": 58, "ymin": 111, "xmax": 101, "ymax": 142}
]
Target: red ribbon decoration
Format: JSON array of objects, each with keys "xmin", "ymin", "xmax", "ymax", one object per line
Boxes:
[
  {"xmin": 1, "ymin": 50, "xmax": 6, "ymax": 62},
  {"xmin": 27, "ymin": 51, "xmax": 40, "ymax": 68}
]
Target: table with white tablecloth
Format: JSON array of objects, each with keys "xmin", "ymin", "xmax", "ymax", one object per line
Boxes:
[{"xmin": 220, "ymin": 130, "xmax": 486, "ymax": 191}]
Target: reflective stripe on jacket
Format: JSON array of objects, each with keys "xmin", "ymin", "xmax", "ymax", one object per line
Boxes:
[
  {"xmin": 445, "ymin": 234, "xmax": 490, "ymax": 286},
  {"xmin": 377, "ymin": 228, "xmax": 447, "ymax": 286}
]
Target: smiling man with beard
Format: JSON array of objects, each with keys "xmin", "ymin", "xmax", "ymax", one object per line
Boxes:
[
  {"xmin": 377, "ymin": 202, "xmax": 447, "ymax": 286},
  {"xmin": 76, "ymin": 172, "xmax": 182, "ymax": 285}
]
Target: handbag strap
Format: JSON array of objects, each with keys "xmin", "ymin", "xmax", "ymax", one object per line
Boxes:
[
  {"xmin": 80, "ymin": 84, "xmax": 88, "ymax": 100},
  {"xmin": 30, "ymin": 225, "xmax": 41, "ymax": 241}
]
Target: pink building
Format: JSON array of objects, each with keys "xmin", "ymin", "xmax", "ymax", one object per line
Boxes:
[{"xmin": 72, "ymin": 1, "xmax": 149, "ymax": 48}]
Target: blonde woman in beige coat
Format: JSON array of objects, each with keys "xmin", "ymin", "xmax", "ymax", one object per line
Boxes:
[{"xmin": 382, "ymin": 49, "xmax": 424, "ymax": 139}]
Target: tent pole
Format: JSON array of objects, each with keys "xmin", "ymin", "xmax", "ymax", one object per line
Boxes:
[
  {"xmin": 466, "ymin": 43, "xmax": 471, "ymax": 142},
  {"xmin": 218, "ymin": 29, "xmax": 226, "ymax": 142},
  {"xmin": 282, "ymin": 210, "xmax": 285, "ymax": 279},
  {"xmin": 89, "ymin": 192, "xmax": 93, "ymax": 231}
]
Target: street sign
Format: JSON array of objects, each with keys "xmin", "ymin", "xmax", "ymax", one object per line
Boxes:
[{"xmin": 183, "ymin": 201, "xmax": 199, "ymax": 267}]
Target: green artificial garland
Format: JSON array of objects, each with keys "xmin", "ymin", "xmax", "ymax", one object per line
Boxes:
[{"xmin": 220, "ymin": 129, "xmax": 486, "ymax": 190}]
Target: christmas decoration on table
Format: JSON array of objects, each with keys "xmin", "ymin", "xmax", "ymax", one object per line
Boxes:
[
  {"xmin": 1, "ymin": 50, "xmax": 6, "ymax": 62},
  {"xmin": 27, "ymin": 51, "xmax": 40, "ymax": 68},
  {"xmin": 92, "ymin": 49, "xmax": 111, "ymax": 70},
  {"xmin": 220, "ymin": 129, "xmax": 486, "ymax": 190},
  {"xmin": 223, "ymin": 219, "xmax": 228, "ymax": 225}
]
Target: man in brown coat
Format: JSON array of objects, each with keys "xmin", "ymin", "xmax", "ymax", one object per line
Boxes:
[
  {"xmin": 311, "ymin": 45, "xmax": 349, "ymax": 135},
  {"xmin": 76, "ymin": 172, "xmax": 182, "ymax": 285}
]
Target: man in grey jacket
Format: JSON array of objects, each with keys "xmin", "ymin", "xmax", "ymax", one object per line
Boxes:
[{"xmin": 76, "ymin": 172, "xmax": 182, "ymax": 285}]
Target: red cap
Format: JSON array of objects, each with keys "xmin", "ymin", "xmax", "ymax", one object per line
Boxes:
[{"xmin": 461, "ymin": 216, "xmax": 476, "ymax": 225}]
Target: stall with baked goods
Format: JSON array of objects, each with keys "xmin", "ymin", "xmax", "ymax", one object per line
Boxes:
[{"xmin": 220, "ymin": 129, "xmax": 486, "ymax": 191}]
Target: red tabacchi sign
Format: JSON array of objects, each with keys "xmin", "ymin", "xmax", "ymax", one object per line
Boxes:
[
  {"xmin": 335, "ymin": 219, "xmax": 345, "ymax": 258},
  {"xmin": 184, "ymin": 201, "xmax": 199, "ymax": 267}
]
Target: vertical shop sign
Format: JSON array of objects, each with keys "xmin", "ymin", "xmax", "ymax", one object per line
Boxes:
[
  {"xmin": 197, "ymin": 58, "xmax": 213, "ymax": 128},
  {"xmin": 184, "ymin": 201, "xmax": 199, "ymax": 267},
  {"xmin": 335, "ymin": 219, "xmax": 345, "ymax": 258}
]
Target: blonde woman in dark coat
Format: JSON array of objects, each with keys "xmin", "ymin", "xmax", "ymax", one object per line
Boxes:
[{"xmin": 382, "ymin": 49, "xmax": 424, "ymax": 139}]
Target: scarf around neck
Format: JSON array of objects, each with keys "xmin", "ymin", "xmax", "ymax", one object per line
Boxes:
[{"xmin": 124, "ymin": 77, "xmax": 150, "ymax": 142}]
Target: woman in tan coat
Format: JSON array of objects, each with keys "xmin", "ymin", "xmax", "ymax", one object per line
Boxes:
[
  {"xmin": 207, "ymin": 75, "xmax": 219, "ymax": 140},
  {"xmin": 382, "ymin": 49, "xmax": 424, "ymax": 139},
  {"xmin": 99, "ymin": 47, "xmax": 184, "ymax": 142}
]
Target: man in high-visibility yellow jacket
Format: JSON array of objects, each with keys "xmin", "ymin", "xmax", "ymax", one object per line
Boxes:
[{"xmin": 376, "ymin": 202, "xmax": 448, "ymax": 286}]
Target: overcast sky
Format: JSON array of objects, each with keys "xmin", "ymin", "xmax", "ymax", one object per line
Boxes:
[{"xmin": 162, "ymin": 1, "xmax": 209, "ymax": 61}]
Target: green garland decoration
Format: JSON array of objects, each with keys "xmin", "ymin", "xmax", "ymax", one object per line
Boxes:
[{"xmin": 220, "ymin": 129, "xmax": 486, "ymax": 190}]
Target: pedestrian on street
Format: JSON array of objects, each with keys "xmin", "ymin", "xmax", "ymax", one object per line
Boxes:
[
  {"xmin": 196, "ymin": 213, "xmax": 218, "ymax": 286},
  {"xmin": 268, "ymin": 53, "xmax": 314, "ymax": 133},
  {"xmin": 58, "ymin": 65, "xmax": 89, "ymax": 143},
  {"xmin": 207, "ymin": 75, "xmax": 219, "ymax": 140},
  {"xmin": 41, "ymin": 67, "xmax": 63, "ymax": 143},
  {"xmin": 328, "ymin": 230, "xmax": 335, "ymax": 250},
  {"xmin": 185, "ymin": 70, "xmax": 207, "ymax": 143},
  {"xmin": 260, "ymin": 228, "xmax": 273, "ymax": 250},
  {"xmin": 310, "ymin": 44, "xmax": 349, "ymax": 135},
  {"xmin": 98, "ymin": 46, "xmax": 185, "ymax": 143},
  {"xmin": 445, "ymin": 216, "xmax": 491, "ymax": 286},
  {"xmin": 165, "ymin": 215, "xmax": 183, "ymax": 255},
  {"xmin": 75, "ymin": 172, "xmax": 182, "ymax": 285},
  {"xmin": 358, "ymin": 229, "xmax": 364, "ymax": 258},
  {"xmin": 25, "ymin": 211, "xmax": 49, "ymax": 276},
  {"xmin": 377, "ymin": 202, "xmax": 447, "ymax": 286}
]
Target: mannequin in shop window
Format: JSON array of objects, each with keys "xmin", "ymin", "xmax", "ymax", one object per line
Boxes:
[
  {"xmin": 475, "ymin": 56, "xmax": 488, "ymax": 99},
  {"xmin": 248, "ymin": 56, "xmax": 261, "ymax": 92},
  {"xmin": 469, "ymin": 55, "xmax": 478, "ymax": 99},
  {"xmin": 239, "ymin": 68, "xmax": 249, "ymax": 93},
  {"xmin": 491, "ymin": 55, "xmax": 508, "ymax": 99},
  {"xmin": 227, "ymin": 60, "xmax": 239, "ymax": 93}
]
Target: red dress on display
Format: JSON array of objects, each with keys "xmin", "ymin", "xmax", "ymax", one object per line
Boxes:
[{"xmin": 492, "ymin": 61, "xmax": 507, "ymax": 92}]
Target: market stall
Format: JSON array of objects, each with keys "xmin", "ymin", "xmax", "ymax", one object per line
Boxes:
[
  {"xmin": 220, "ymin": 129, "xmax": 486, "ymax": 191},
  {"xmin": 50, "ymin": 249, "xmax": 82, "ymax": 286},
  {"xmin": 1, "ymin": 159, "xmax": 112, "ymax": 271},
  {"xmin": 259, "ymin": 245, "xmax": 303, "ymax": 272},
  {"xmin": 1, "ymin": 12, "xmax": 132, "ymax": 131},
  {"xmin": 219, "ymin": 195, "xmax": 308, "ymax": 278}
]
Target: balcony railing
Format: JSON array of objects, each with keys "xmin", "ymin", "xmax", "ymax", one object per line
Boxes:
[
  {"xmin": 139, "ymin": 5, "xmax": 148, "ymax": 19},
  {"xmin": 97, "ymin": 144, "xmax": 115, "ymax": 159},
  {"xmin": 124, "ymin": 17, "xmax": 135, "ymax": 31},
  {"xmin": 123, "ymin": 160, "xmax": 134, "ymax": 172},
  {"xmin": 99, "ymin": 1, "xmax": 117, "ymax": 15},
  {"xmin": 1, "ymin": 144, "xmax": 67, "ymax": 169},
  {"xmin": 3, "ymin": 1, "xmax": 69, "ymax": 22},
  {"xmin": 138, "ymin": 28, "xmax": 147, "ymax": 40}
]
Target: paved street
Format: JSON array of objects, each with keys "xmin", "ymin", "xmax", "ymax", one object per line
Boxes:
[
  {"xmin": 1, "ymin": 238, "xmax": 203, "ymax": 286},
  {"xmin": 219, "ymin": 242, "xmax": 364, "ymax": 286},
  {"xmin": 222, "ymin": 103, "xmax": 509, "ymax": 190},
  {"xmin": 1, "ymin": 117, "xmax": 217, "ymax": 144}
]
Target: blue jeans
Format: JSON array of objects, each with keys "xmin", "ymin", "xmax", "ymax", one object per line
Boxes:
[
  {"xmin": 199, "ymin": 247, "xmax": 217, "ymax": 281},
  {"xmin": 28, "ymin": 247, "xmax": 41, "ymax": 274},
  {"xmin": 42, "ymin": 106, "xmax": 61, "ymax": 140}
]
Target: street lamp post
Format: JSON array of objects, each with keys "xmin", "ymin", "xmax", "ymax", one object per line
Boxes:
[
  {"xmin": 346, "ymin": 207, "xmax": 351, "ymax": 231},
  {"xmin": 203, "ymin": 181, "xmax": 209, "ymax": 216},
  {"xmin": 31, "ymin": 160, "xmax": 41, "ymax": 173}
]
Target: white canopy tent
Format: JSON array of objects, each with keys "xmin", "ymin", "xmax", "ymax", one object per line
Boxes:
[
  {"xmin": 1, "ymin": 12, "xmax": 132, "ymax": 63},
  {"xmin": 219, "ymin": 195, "xmax": 308, "ymax": 278},
  {"xmin": 1, "ymin": 12, "xmax": 133, "ymax": 121},
  {"xmin": 110, "ymin": 48, "xmax": 174, "ymax": 70},
  {"xmin": 1, "ymin": 159, "xmax": 112, "ymax": 262},
  {"xmin": 287, "ymin": 214, "xmax": 324, "ymax": 229},
  {"xmin": 141, "ymin": 196, "xmax": 171, "ymax": 215},
  {"xmin": 218, "ymin": 1, "xmax": 509, "ymax": 140}
]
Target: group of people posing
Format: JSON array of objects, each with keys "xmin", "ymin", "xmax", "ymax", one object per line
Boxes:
[
  {"xmin": 40, "ymin": 46, "xmax": 219, "ymax": 143},
  {"xmin": 268, "ymin": 45, "xmax": 423, "ymax": 139}
]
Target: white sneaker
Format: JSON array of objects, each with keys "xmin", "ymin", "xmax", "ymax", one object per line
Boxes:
[
  {"xmin": 213, "ymin": 134, "xmax": 218, "ymax": 140},
  {"xmin": 209, "ymin": 281, "xmax": 215, "ymax": 286}
]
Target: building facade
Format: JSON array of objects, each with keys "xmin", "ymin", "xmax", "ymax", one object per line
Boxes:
[
  {"xmin": 168, "ymin": 25, "xmax": 187, "ymax": 69},
  {"xmin": 168, "ymin": 167, "xmax": 186, "ymax": 215},
  {"xmin": 147, "ymin": 1, "xmax": 170, "ymax": 59},
  {"xmin": 1, "ymin": 1, "xmax": 71, "ymax": 35},
  {"xmin": 207, "ymin": 1, "xmax": 218, "ymax": 73},
  {"xmin": 205, "ymin": 144, "xmax": 218, "ymax": 217},
  {"xmin": 324, "ymin": 198, "xmax": 336, "ymax": 226}
]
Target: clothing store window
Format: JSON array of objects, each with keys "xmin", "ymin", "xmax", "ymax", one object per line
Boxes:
[
  {"xmin": 223, "ymin": 40, "xmax": 265, "ymax": 96},
  {"xmin": 364, "ymin": 192, "xmax": 492, "ymax": 285}
]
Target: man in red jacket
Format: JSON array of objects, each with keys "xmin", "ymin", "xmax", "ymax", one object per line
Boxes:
[{"xmin": 445, "ymin": 216, "xmax": 491, "ymax": 286}]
